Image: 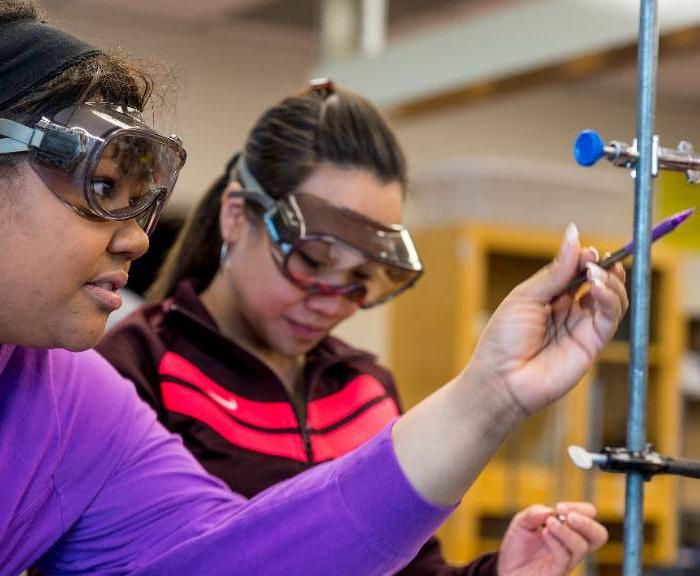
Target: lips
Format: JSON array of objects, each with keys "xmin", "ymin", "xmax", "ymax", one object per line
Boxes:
[
  {"xmin": 89, "ymin": 271, "xmax": 128, "ymax": 292},
  {"xmin": 84, "ymin": 271, "xmax": 129, "ymax": 312},
  {"xmin": 90, "ymin": 281, "xmax": 119, "ymax": 292},
  {"xmin": 285, "ymin": 318, "xmax": 328, "ymax": 340}
]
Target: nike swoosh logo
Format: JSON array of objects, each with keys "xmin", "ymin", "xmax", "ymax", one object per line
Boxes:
[{"xmin": 206, "ymin": 391, "xmax": 238, "ymax": 412}]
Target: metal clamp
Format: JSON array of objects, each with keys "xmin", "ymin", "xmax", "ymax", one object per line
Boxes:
[
  {"xmin": 574, "ymin": 130, "xmax": 700, "ymax": 183},
  {"xmin": 568, "ymin": 444, "xmax": 700, "ymax": 481}
]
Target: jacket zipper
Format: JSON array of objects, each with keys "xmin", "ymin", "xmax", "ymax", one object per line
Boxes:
[
  {"xmin": 170, "ymin": 303, "xmax": 317, "ymax": 464},
  {"xmin": 285, "ymin": 361, "xmax": 315, "ymax": 464},
  {"xmin": 294, "ymin": 405, "xmax": 314, "ymax": 464}
]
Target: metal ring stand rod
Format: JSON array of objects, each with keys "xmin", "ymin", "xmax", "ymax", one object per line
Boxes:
[{"xmin": 624, "ymin": 1, "xmax": 659, "ymax": 573}]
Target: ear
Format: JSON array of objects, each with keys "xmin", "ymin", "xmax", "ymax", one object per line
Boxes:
[{"xmin": 219, "ymin": 181, "xmax": 246, "ymax": 244}]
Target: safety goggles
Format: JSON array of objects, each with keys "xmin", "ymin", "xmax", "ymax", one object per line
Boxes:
[
  {"xmin": 231, "ymin": 157, "xmax": 423, "ymax": 308},
  {"xmin": 0, "ymin": 102, "xmax": 186, "ymax": 235}
]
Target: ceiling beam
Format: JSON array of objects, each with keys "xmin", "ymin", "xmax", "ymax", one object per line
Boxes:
[{"xmin": 313, "ymin": 0, "xmax": 700, "ymax": 108}]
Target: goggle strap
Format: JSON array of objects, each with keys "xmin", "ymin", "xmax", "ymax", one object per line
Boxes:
[
  {"xmin": 0, "ymin": 118, "xmax": 44, "ymax": 153},
  {"xmin": 227, "ymin": 189, "xmax": 275, "ymax": 212},
  {"xmin": 235, "ymin": 156, "xmax": 277, "ymax": 210},
  {"xmin": 0, "ymin": 138, "xmax": 29, "ymax": 154}
]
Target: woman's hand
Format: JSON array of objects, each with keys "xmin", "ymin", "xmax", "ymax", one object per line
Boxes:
[
  {"xmin": 468, "ymin": 223, "xmax": 628, "ymax": 418},
  {"xmin": 392, "ymin": 224, "xmax": 628, "ymax": 507},
  {"xmin": 497, "ymin": 502, "xmax": 608, "ymax": 576}
]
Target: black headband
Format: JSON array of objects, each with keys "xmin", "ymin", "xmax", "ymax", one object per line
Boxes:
[{"xmin": 0, "ymin": 19, "xmax": 101, "ymax": 110}]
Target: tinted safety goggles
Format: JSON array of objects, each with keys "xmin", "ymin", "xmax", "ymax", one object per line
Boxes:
[
  {"xmin": 231, "ymin": 156, "xmax": 423, "ymax": 308},
  {"xmin": 0, "ymin": 102, "xmax": 186, "ymax": 235}
]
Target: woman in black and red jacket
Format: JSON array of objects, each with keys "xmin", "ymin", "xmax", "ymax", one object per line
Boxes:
[{"xmin": 98, "ymin": 81, "xmax": 611, "ymax": 575}]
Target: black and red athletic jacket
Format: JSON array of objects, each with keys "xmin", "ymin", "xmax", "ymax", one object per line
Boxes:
[{"xmin": 97, "ymin": 279, "xmax": 497, "ymax": 575}]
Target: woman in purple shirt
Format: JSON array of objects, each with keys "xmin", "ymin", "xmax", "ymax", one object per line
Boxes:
[{"xmin": 0, "ymin": 1, "xmax": 627, "ymax": 574}]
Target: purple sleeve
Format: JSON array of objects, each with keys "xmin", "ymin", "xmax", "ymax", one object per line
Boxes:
[{"xmin": 39, "ymin": 350, "xmax": 452, "ymax": 575}]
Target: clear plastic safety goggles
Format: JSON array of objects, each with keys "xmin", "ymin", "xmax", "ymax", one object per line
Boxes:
[
  {"xmin": 231, "ymin": 156, "xmax": 423, "ymax": 308},
  {"xmin": 0, "ymin": 102, "xmax": 186, "ymax": 235}
]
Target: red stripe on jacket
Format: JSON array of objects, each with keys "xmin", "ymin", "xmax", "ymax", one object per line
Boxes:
[
  {"xmin": 310, "ymin": 397, "xmax": 399, "ymax": 461},
  {"xmin": 159, "ymin": 352, "xmax": 298, "ymax": 429},
  {"xmin": 306, "ymin": 374, "xmax": 387, "ymax": 429},
  {"xmin": 162, "ymin": 381, "xmax": 308, "ymax": 461},
  {"xmin": 159, "ymin": 351, "xmax": 399, "ymax": 462}
]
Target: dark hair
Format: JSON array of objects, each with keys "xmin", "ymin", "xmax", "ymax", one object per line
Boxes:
[
  {"xmin": 0, "ymin": 0, "xmax": 154, "ymax": 174},
  {"xmin": 0, "ymin": 0, "xmax": 36, "ymax": 23},
  {"xmin": 148, "ymin": 84, "xmax": 408, "ymax": 301}
]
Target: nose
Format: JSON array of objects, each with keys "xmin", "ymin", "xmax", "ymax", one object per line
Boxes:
[
  {"xmin": 107, "ymin": 219, "xmax": 150, "ymax": 262},
  {"xmin": 304, "ymin": 292, "xmax": 358, "ymax": 318}
]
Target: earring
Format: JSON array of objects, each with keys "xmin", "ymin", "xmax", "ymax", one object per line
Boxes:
[{"xmin": 220, "ymin": 242, "xmax": 230, "ymax": 267}]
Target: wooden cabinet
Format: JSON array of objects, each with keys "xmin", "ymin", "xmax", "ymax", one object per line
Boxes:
[
  {"xmin": 679, "ymin": 320, "xmax": 700, "ymax": 563},
  {"xmin": 389, "ymin": 223, "xmax": 683, "ymax": 574}
]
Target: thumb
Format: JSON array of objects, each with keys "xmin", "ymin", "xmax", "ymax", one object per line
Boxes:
[
  {"xmin": 511, "ymin": 504, "xmax": 555, "ymax": 531},
  {"xmin": 514, "ymin": 222, "xmax": 580, "ymax": 303}
]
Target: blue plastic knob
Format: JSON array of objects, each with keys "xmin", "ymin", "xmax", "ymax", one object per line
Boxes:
[{"xmin": 574, "ymin": 130, "xmax": 605, "ymax": 167}]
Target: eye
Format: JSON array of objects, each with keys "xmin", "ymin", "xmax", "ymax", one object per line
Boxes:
[
  {"xmin": 91, "ymin": 177, "xmax": 115, "ymax": 199},
  {"xmin": 351, "ymin": 261, "xmax": 377, "ymax": 283},
  {"xmin": 351, "ymin": 268, "xmax": 372, "ymax": 282},
  {"xmin": 298, "ymin": 250, "xmax": 322, "ymax": 271}
]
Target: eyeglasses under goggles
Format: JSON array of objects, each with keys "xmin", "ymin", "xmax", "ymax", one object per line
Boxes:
[{"xmin": 230, "ymin": 156, "xmax": 423, "ymax": 308}]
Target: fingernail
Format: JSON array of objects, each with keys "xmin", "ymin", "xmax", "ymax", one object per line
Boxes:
[
  {"xmin": 588, "ymin": 246, "xmax": 599, "ymax": 262},
  {"xmin": 556, "ymin": 513, "xmax": 568, "ymax": 524},
  {"xmin": 564, "ymin": 222, "xmax": 579, "ymax": 248},
  {"xmin": 586, "ymin": 262, "xmax": 605, "ymax": 288}
]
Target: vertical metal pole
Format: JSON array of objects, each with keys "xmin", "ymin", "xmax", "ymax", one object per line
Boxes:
[
  {"xmin": 623, "ymin": 1, "xmax": 658, "ymax": 574},
  {"xmin": 584, "ymin": 376, "xmax": 603, "ymax": 576}
]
